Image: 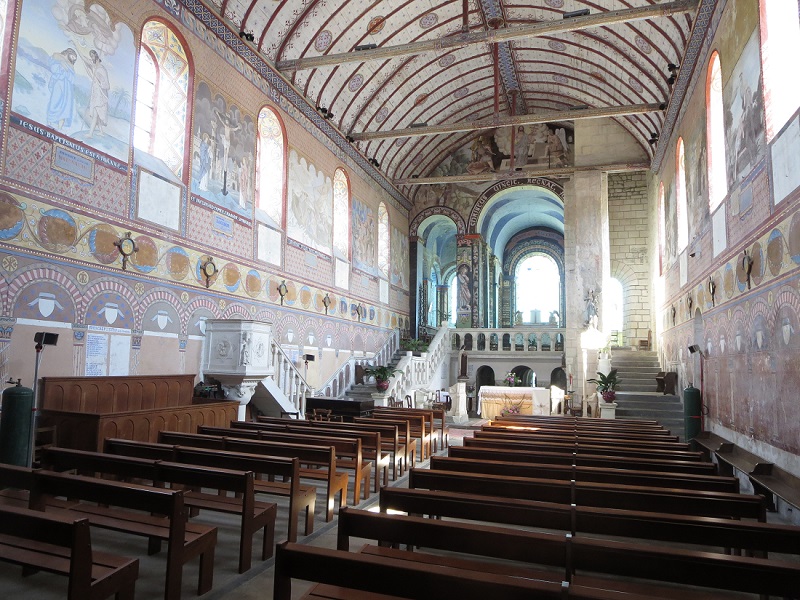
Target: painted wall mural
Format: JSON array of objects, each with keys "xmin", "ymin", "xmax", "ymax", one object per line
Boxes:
[
  {"xmin": 191, "ymin": 81, "xmax": 256, "ymax": 218},
  {"xmin": 11, "ymin": 0, "xmax": 136, "ymax": 161},
  {"xmin": 287, "ymin": 149, "xmax": 332, "ymax": 255},
  {"xmin": 351, "ymin": 198, "xmax": 376, "ymax": 275},
  {"xmin": 723, "ymin": 29, "xmax": 765, "ymax": 190}
]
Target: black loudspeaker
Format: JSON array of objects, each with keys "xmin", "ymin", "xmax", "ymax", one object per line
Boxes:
[
  {"xmin": 688, "ymin": 344, "xmax": 701, "ymax": 354},
  {"xmin": 34, "ymin": 332, "xmax": 59, "ymax": 346},
  {"xmin": 304, "ymin": 354, "xmax": 315, "ymax": 362}
]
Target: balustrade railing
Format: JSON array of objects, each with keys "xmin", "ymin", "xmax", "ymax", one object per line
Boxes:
[
  {"xmin": 385, "ymin": 325, "xmax": 449, "ymax": 400},
  {"xmin": 451, "ymin": 326, "xmax": 567, "ymax": 353},
  {"xmin": 270, "ymin": 338, "xmax": 312, "ymax": 414},
  {"xmin": 315, "ymin": 329, "xmax": 400, "ymax": 398}
]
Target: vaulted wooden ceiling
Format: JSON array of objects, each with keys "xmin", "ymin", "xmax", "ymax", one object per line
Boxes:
[{"xmin": 212, "ymin": 0, "xmax": 698, "ymax": 195}]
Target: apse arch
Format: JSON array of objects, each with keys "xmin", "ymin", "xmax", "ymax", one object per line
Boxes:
[{"xmin": 409, "ymin": 206, "xmax": 466, "ymax": 237}]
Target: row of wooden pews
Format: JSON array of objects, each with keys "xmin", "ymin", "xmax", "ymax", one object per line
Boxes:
[{"xmin": 275, "ymin": 414, "xmax": 800, "ymax": 600}]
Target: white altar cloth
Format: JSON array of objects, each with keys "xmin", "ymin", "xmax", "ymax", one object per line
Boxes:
[{"xmin": 477, "ymin": 386, "xmax": 551, "ymax": 419}]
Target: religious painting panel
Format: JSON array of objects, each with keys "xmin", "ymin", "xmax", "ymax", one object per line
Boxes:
[
  {"xmin": 390, "ymin": 224, "xmax": 409, "ymax": 289},
  {"xmin": 191, "ymin": 81, "xmax": 256, "ymax": 218},
  {"xmin": 351, "ymin": 197, "xmax": 376, "ymax": 275},
  {"xmin": 11, "ymin": 0, "xmax": 136, "ymax": 161},
  {"xmin": 723, "ymin": 30, "xmax": 765, "ymax": 191},
  {"xmin": 287, "ymin": 149, "xmax": 332, "ymax": 255}
]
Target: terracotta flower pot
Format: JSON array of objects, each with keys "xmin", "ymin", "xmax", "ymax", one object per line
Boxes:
[{"xmin": 376, "ymin": 379, "xmax": 390, "ymax": 392}]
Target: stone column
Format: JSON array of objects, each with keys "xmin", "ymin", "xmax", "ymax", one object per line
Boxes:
[{"xmin": 564, "ymin": 170, "xmax": 610, "ymax": 404}]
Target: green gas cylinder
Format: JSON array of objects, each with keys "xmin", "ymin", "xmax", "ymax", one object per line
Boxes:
[
  {"xmin": 0, "ymin": 381, "xmax": 34, "ymax": 466},
  {"xmin": 683, "ymin": 384, "xmax": 702, "ymax": 442}
]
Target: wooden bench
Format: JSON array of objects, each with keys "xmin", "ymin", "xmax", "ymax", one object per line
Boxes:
[
  {"xmin": 495, "ymin": 414, "xmax": 663, "ymax": 427},
  {"xmin": 430, "ymin": 455, "xmax": 738, "ymax": 492},
  {"xmin": 372, "ymin": 408, "xmax": 435, "ymax": 457},
  {"xmin": 354, "ymin": 416, "xmax": 417, "ymax": 469},
  {"xmin": 452, "ymin": 444, "xmax": 718, "ymax": 475},
  {"xmin": 103, "ymin": 438, "xmax": 315, "ymax": 543},
  {"xmin": 375, "ymin": 406, "xmax": 449, "ymax": 452},
  {"xmin": 159, "ymin": 430, "xmax": 349, "ymax": 522},
  {"xmin": 0, "ymin": 465, "xmax": 217, "ymax": 600},
  {"xmin": 40, "ymin": 447, "xmax": 277, "ymax": 574},
  {"xmin": 487, "ymin": 421, "xmax": 678, "ymax": 440},
  {"xmin": 379, "ymin": 486, "xmax": 800, "ymax": 558},
  {"xmin": 464, "ymin": 434, "xmax": 704, "ymax": 462},
  {"xmin": 335, "ymin": 507, "xmax": 800, "ymax": 598},
  {"xmin": 273, "ymin": 541, "xmax": 650, "ymax": 600},
  {"xmin": 0, "ymin": 503, "xmax": 139, "ymax": 600},
  {"xmin": 409, "ymin": 468, "xmax": 767, "ymax": 521},
  {"xmin": 474, "ymin": 428, "xmax": 692, "ymax": 451},
  {"xmin": 232, "ymin": 420, "xmax": 390, "ymax": 492}
]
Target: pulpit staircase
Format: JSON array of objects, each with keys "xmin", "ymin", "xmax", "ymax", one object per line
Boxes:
[{"xmin": 611, "ymin": 348, "xmax": 685, "ymax": 441}]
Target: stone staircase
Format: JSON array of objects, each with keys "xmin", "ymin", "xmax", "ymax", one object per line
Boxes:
[
  {"xmin": 611, "ymin": 349, "xmax": 686, "ymax": 441},
  {"xmin": 344, "ymin": 349, "xmax": 406, "ymax": 405}
]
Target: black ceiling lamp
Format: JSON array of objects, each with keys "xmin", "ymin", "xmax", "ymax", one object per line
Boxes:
[
  {"xmin": 667, "ymin": 62, "xmax": 679, "ymax": 86},
  {"xmin": 648, "ymin": 132, "xmax": 659, "ymax": 145},
  {"xmin": 369, "ymin": 158, "xmax": 380, "ymax": 168},
  {"xmin": 239, "ymin": 30, "xmax": 255, "ymax": 42}
]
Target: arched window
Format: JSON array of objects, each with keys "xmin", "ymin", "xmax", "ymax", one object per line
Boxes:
[
  {"xmin": 759, "ymin": 0, "xmax": 800, "ymax": 141},
  {"xmin": 256, "ymin": 106, "xmax": 285, "ymax": 226},
  {"xmin": 706, "ymin": 52, "xmax": 728, "ymax": 211},
  {"xmin": 134, "ymin": 20, "xmax": 191, "ymax": 178},
  {"xmin": 447, "ymin": 272, "xmax": 458, "ymax": 325},
  {"xmin": 515, "ymin": 254, "xmax": 561, "ymax": 324},
  {"xmin": 607, "ymin": 278, "xmax": 624, "ymax": 334},
  {"xmin": 676, "ymin": 138, "xmax": 688, "ymax": 253},
  {"xmin": 377, "ymin": 202, "xmax": 390, "ymax": 278},
  {"xmin": 658, "ymin": 182, "xmax": 665, "ymax": 274},
  {"xmin": 333, "ymin": 169, "xmax": 349, "ymax": 258}
]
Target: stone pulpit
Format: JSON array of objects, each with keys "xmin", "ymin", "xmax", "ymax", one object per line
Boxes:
[{"xmin": 202, "ymin": 319, "xmax": 274, "ymax": 420}]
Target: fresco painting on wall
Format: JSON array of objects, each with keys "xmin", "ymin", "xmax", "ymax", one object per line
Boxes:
[
  {"xmin": 11, "ymin": 0, "xmax": 136, "ymax": 161},
  {"xmin": 352, "ymin": 198, "xmax": 376, "ymax": 275},
  {"xmin": 723, "ymin": 30, "xmax": 765, "ymax": 190},
  {"xmin": 495, "ymin": 123, "xmax": 574, "ymax": 170},
  {"xmin": 287, "ymin": 149, "xmax": 332, "ymax": 255},
  {"xmin": 191, "ymin": 81, "xmax": 256, "ymax": 218},
  {"xmin": 390, "ymin": 225, "xmax": 409, "ymax": 289}
]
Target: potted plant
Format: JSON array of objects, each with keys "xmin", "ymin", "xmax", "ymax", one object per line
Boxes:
[
  {"xmin": 400, "ymin": 338, "xmax": 429, "ymax": 355},
  {"xmin": 587, "ymin": 369, "xmax": 620, "ymax": 402},
  {"xmin": 364, "ymin": 365, "xmax": 401, "ymax": 391}
]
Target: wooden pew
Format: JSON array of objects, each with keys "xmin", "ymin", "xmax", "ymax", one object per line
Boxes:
[
  {"xmin": 374, "ymin": 406, "xmax": 449, "ymax": 451},
  {"xmin": 379, "ymin": 487, "xmax": 800, "ymax": 558},
  {"xmin": 335, "ymin": 507, "xmax": 800, "ymax": 598},
  {"xmin": 231, "ymin": 421, "xmax": 390, "ymax": 492},
  {"xmin": 103, "ymin": 438, "xmax": 315, "ymax": 543},
  {"xmin": 495, "ymin": 414, "xmax": 663, "ymax": 428},
  {"xmin": 40, "ymin": 447, "xmax": 277, "ymax": 574},
  {"xmin": 159, "ymin": 430, "xmax": 348, "ymax": 520},
  {"xmin": 0, "ymin": 503, "xmax": 140, "ymax": 600},
  {"xmin": 273, "ymin": 542, "xmax": 653, "ymax": 600},
  {"xmin": 0, "ymin": 465, "xmax": 217, "ymax": 600},
  {"xmin": 372, "ymin": 408, "xmax": 435, "ymax": 457},
  {"xmin": 452, "ymin": 444, "xmax": 717, "ymax": 475},
  {"xmin": 191, "ymin": 427, "xmax": 366, "ymax": 507},
  {"xmin": 409, "ymin": 468, "xmax": 767, "ymax": 521},
  {"xmin": 256, "ymin": 416, "xmax": 406, "ymax": 481},
  {"xmin": 354, "ymin": 416, "xmax": 417, "ymax": 469},
  {"xmin": 473, "ymin": 428, "xmax": 692, "ymax": 452},
  {"xmin": 486, "ymin": 421, "xmax": 679, "ymax": 441},
  {"xmin": 464, "ymin": 435, "xmax": 704, "ymax": 462},
  {"xmin": 430, "ymin": 455, "xmax": 738, "ymax": 492}
]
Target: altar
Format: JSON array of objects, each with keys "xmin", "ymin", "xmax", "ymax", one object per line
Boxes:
[{"xmin": 477, "ymin": 386, "xmax": 551, "ymax": 420}]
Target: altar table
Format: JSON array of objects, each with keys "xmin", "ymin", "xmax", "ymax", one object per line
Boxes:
[{"xmin": 477, "ymin": 386, "xmax": 551, "ymax": 419}]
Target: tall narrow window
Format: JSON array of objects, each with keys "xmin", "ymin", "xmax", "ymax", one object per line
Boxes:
[
  {"xmin": 658, "ymin": 182, "xmax": 665, "ymax": 274},
  {"xmin": 134, "ymin": 20, "xmax": 191, "ymax": 178},
  {"xmin": 377, "ymin": 202, "xmax": 390, "ymax": 278},
  {"xmin": 256, "ymin": 106, "xmax": 285, "ymax": 226},
  {"xmin": 707, "ymin": 52, "xmax": 728, "ymax": 211},
  {"xmin": 676, "ymin": 138, "xmax": 688, "ymax": 253},
  {"xmin": 760, "ymin": 0, "xmax": 800, "ymax": 141},
  {"xmin": 333, "ymin": 169, "xmax": 349, "ymax": 258}
]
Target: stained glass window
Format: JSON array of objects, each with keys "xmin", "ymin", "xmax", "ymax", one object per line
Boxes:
[
  {"xmin": 707, "ymin": 53, "xmax": 727, "ymax": 211},
  {"xmin": 333, "ymin": 168, "xmax": 349, "ymax": 258},
  {"xmin": 134, "ymin": 21, "xmax": 190, "ymax": 178},
  {"xmin": 256, "ymin": 106, "xmax": 285, "ymax": 226},
  {"xmin": 378, "ymin": 202, "xmax": 389, "ymax": 278}
]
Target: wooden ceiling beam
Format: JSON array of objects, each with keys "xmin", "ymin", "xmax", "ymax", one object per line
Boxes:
[
  {"xmin": 394, "ymin": 162, "xmax": 651, "ymax": 185},
  {"xmin": 275, "ymin": 0, "xmax": 697, "ymax": 73},
  {"xmin": 352, "ymin": 103, "xmax": 663, "ymax": 141}
]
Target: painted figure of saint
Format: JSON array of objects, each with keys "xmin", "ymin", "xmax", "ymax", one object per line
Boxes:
[
  {"xmin": 79, "ymin": 49, "xmax": 110, "ymax": 137},
  {"xmin": 514, "ymin": 126, "xmax": 529, "ymax": 167},
  {"xmin": 47, "ymin": 48, "xmax": 78, "ymax": 129}
]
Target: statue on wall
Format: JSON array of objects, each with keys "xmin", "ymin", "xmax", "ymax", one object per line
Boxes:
[{"xmin": 585, "ymin": 289, "xmax": 600, "ymax": 328}]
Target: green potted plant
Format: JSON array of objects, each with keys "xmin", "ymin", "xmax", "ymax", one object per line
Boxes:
[
  {"xmin": 587, "ymin": 369, "xmax": 620, "ymax": 402},
  {"xmin": 364, "ymin": 365, "xmax": 401, "ymax": 391},
  {"xmin": 400, "ymin": 338, "xmax": 428, "ymax": 355}
]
